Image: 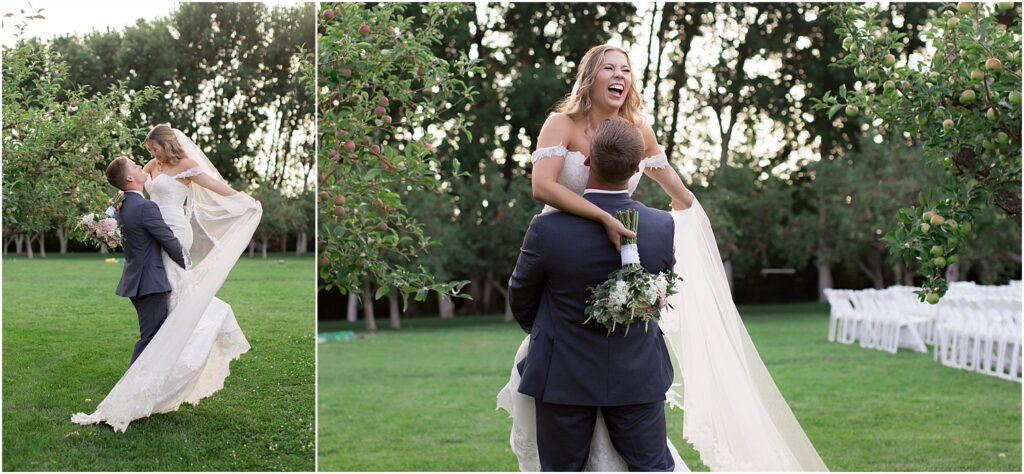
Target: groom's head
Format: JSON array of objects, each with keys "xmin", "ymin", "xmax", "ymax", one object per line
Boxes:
[
  {"xmin": 588, "ymin": 117, "xmax": 644, "ymax": 186},
  {"xmin": 106, "ymin": 156, "xmax": 145, "ymax": 192}
]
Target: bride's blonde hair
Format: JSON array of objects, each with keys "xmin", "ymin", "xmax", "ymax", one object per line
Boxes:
[
  {"xmin": 145, "ymin": 124, "xmax": 186, "ymax": 165},
  {"xmin": 554, "ymin": 45, "xmax": 645, "ymax": 127}
]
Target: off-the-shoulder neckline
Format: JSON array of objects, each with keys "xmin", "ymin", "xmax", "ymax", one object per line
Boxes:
[{"xmin": 532, "ymin": 144, "xmax": 665, "ymax": 160}]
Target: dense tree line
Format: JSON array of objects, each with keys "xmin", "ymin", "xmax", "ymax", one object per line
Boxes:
[
  {"xmin": 3, "ymin": 3, "xmax": 315, "ymax": 258},
  {"xmin": 323, "ymin": 2, "xmax": 1020, "ymax": 323}
]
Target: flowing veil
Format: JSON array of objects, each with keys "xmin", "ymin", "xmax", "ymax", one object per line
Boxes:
[
  {"xmin": 662, "ymin": 196, "xmax": 827, "ymax": 471},
  {"xmin": 71, "ymin": 129, "xmax": 262, "ymax": 432}
]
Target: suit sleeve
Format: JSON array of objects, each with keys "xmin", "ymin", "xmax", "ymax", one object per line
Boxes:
[
  {"xmin": 508, "ymin": 216, "xmax": 546, "ymax": 334},
  {"xmin": 141, "ymin": 201, "xmax": 189, "ymax": 269}
]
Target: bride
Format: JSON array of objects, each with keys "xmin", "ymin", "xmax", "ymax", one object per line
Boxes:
[
  {"xmin": 496, "ymin": 45, "xmax": 828, "ymax": 471},
  {"xmin": 72, "ymin": 125, "xmax": 262, "ymax": 432}
]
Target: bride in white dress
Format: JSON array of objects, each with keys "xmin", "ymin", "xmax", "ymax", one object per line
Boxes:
[
  {"xmin": 72, "ymin": 125, "xmax": 262, "ymax": 432},
  {"xmin": 496, "ymin": 45, "xmax": 828, "ymax": 471}
]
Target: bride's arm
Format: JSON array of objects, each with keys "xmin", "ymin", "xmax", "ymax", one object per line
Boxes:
[
  {"xmin": 177, "ymin": 158, "xmax": 238, "ymax": 196},
  {"xmin": 532, "ymin": 113, "xmax": 634, "ymax": 251},
  {"xmin": 639, "ymin": 123, "xmax": 693, "ymax": 211},
  {"xmin": 190, "ymin": 173, "xmax": 238, "ymax": 197}
]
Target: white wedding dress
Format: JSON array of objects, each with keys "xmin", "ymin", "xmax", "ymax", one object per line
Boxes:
[
  {"xmin": 72, "ymin": 130, "xmax": 262, "ymax": 432},
  {"xmin": 496, "ymin": 145, "xmax": 828, "ymax": 471}
]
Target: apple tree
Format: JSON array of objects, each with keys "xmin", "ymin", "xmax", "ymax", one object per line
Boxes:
[
  {"xmin": 317, "ymin": 2, "xmax": 479, "ymax": 320},
  {"xmin": 814, "ymin": 2, "xmax": 1022, "ymax": 301},
  {"xmin": 3, "ymin": 10, "xmax": 157, "ymax": 257}
]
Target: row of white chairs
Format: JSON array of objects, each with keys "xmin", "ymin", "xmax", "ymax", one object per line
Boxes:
[
  {"xmin": 824, "ymin": 283, "xmax": 1021, "ymax": 382},
  {"xmin": 824, "ymin": 287, "xmax": 931, "ymax": 354},
  {"xmin": 933, "ymin": 292, "xmax": 1021, "ymax": 382}
]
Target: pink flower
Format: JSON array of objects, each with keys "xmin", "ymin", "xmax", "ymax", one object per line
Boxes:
[{"xmin": 98, "ymin": 217, "xmax": 118, "ymax": 234}]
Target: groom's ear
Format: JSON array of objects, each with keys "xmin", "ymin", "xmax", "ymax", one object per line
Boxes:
[{"xmin": 583, "ymin": 157, "xmax": 591, "ymax": 167}]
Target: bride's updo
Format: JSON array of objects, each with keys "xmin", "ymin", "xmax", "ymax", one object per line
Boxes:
[
  {"xmin": 555, "ymin": 44, "xmax": 645, "ymax": 127},
  {"xmin": 145, "ymin": 124, "xmax": 186, "ymax": 165}
]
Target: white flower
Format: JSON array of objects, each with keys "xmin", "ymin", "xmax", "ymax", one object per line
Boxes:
[
  {"xmin": 655, "ymin": 274, "xmax": 668, "ymax": 297},
  {"xmin": 80, "ymin": 213, "xmax": 95, "ymax": 225},
  {"xmin": 644, "ymin": 278, "xmax": 660, "ymax": 305},
  {"xmin": 608, "ymin": 280, "xmax": 628, "ymax": 308}
]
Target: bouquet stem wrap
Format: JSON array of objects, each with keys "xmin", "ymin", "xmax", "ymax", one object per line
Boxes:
[{"xmin": 584, "ymin": 210, "xmax": 680, "ymax": 336}]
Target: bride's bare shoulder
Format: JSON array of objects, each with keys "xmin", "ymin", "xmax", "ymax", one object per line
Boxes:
[
  {"xmin": 537, "ymin": 113, "xmax": 576, "ymax": 148},
  {"xmin": 638, "ymin": 121, "xmax": 662, "ymax": 157}
]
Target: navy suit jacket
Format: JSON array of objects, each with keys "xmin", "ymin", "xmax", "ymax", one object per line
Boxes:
[
  {"xmin": 115, "ymin": 192, "xmax": 187, "ymax": 297},
  {"xmin": 509, "ymin": 191, "xmax": 676, "ymax": 406}
]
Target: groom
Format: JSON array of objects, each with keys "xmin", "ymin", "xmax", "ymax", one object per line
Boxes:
[
  {"xmin": 105, "ymin": 156, "xmax": 189, "ymax": 366},
  {"xmin": 509, "ymin": 117, "xmax": 676, "ymax": 471}
]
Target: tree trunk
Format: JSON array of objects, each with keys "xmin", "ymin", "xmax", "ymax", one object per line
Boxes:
[
  {"xmin": 249, "ymin": 240, "xmax": 255, "ymax": 257},
  {"xmin": 59, "ymin": 225, "xmax": 68, "ymax": 254},
  {"xmin": 856, "ymin": 256, "xmax": 886, "ymax": 289},
  {"xmin": 439, "ymin": 294, "xmax": 455, "ymax": 319},
  {"xmin": 945, "ymin": 263, "xmax": 960, "ymax": 283},
  {"xmin": 261, "ymin": 238, "xmax": 269, "ymax": 259},
  {"xmin": 362, "ymin": 280, "xmax": 377, "ymax": 332},
  {"xmin": 663, "ymin": 10, "xmax": 700, "ymax": 161},
  {"xmin": 463, "ymin": 277, "xmax": 483, "ymax": 314},
  {"xmin": 482, "ymin": 271, "xmax": 495, "ymax": 313},
  {"xmin": 279, "ymin": 236, "xmax": 288, "ymax": 253},
  {"xmin": 296, "ymin": 231, "xmax": 307, "ymax": 255},
  {"xmin": 26, "ymin": 233, "xmax": 34, "ymax": 259},
  {"xmin": 903, "ymin": 265, "xmax": 916, "ymax": 286},
  {"xmin": 346, "ymin": 292, "xmax": 358, "ymax": 322},
  {"xmin": 817, "ymin": 263, "xmax": 833, "ymax": 302},
  {"xmin": 388, "ymin": 288, "xmax": 401, "ymax": 329},
  {"xmin": 37, "ymin": 231, "xmax": 46, "ymax": 258},
  {"xmin": 651, "ymin": 9, "xmax": 670, "ymax": 131},
  {"xmin": 15, "ymin": 233, "xmax": 24, "ymax": 255},
  {"xmin": 720, "ymin": 121, "xmax": 734, "ymax": 172},
  {"xmin": 491, "ymin": 279, "xmax": 514, "ymax": 322},
  {"xmin": 3, "ymin": 236, "xmax": 10, "ymax": 256},
  {"xmin": 504, "ymin": 296, "xmax": 514, "ymax": 322},
  {"xmin": 723, "ymin": 258, "xmax": 734, "ymax": 294},
  {"xmin": 641, "ymin": 3, "xmax": 659, "ymax": 88}
]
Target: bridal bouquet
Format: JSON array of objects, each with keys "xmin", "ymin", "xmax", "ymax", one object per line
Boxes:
[
  {"xmin": 78, "ymin": 207, "xmax": 122, "ymax": 249},
  {"xmin": 584, "ymin": 209, "xmax": 680, "ymax": 336}
]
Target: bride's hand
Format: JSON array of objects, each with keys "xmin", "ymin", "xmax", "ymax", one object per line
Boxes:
[{"xmin": 602, "ymin": 213, "xmax": 635, "ymax": 252}]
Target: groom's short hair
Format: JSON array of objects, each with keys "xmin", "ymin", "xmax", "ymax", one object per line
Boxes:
[
  {"xmin": 105, "ymin": 156, "xmax": 130, "ymax": 191},
  {"xmin": 590, "ymin": 117, "xmax": 645, "ymax": 185}
]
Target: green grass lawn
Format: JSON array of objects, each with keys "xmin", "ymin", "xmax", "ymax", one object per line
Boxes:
[
  {"xmin": 2, "ymin": 253, "xmax": 316, "ymax": 471},
  {"xmin": 318, "ymin": 303, "xmax": 1022, "ymax": 471}
]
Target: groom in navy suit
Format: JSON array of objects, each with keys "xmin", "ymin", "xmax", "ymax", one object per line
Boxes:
[
  {"xmin": 509, "ymin": 118, "xmax": 676, "ymax": 471},
  {"xmin": 105, "ymin": 156, "xmax": 188, "ymax": 366}
]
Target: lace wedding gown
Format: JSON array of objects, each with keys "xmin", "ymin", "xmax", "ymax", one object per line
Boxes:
[
  {"xmin": 496, "ymin": 145, "xmax": 827, "ymax": 471},
  {"xmin": 72, "ymin": 134, "xmax": 262, "ymax": 432}
]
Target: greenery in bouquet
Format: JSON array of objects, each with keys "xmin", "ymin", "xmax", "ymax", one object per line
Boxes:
[{"xmin": 584, "ymin": 210, "xmax": 681, "ymax": 336}]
